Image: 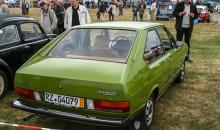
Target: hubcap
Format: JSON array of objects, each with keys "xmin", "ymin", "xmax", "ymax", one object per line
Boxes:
[
  {"xmin": 145, "ymin": 97, "xmax": 154, "ymax": 125},
  {"xmin": 180, "ymin": 64, "xmax": 185, "ymax": 79},
  {"xmin": 0, "ymin": 76, "xmax": 4, "ymax": 95}
]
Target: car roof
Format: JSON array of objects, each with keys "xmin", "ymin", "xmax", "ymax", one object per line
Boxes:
[
  {"xmin": 0, "ymin": 14, "xmax": 35, "ymax": 24},
  {"xmin": 74, "ymin": 22, "xmax": 164, "ymax": 30}
]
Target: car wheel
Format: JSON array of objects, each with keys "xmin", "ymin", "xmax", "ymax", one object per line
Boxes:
[
  {"xmin": 0, "ymin": 70, "xmax": 8, "ymax": 99},
  {"xmin": 126, "ymin": 93, "xmax": 155, "ymax": 130},
  {"xmin": 175, "ymin": 61, "xmax": 185, "ymax": 83}
]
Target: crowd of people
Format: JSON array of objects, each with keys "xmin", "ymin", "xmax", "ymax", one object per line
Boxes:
[
  {"xmin": 0, "ymin": 0, "xmax": 204, "ymax": 62},
  {"xmin": 38, "ymin": 0, "xmax": 90, "ymax": 35}
]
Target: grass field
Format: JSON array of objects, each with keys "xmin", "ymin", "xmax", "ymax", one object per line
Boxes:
[{"xmin": 0, "ymin": 8, "xmax": 220, "ymax": 130}]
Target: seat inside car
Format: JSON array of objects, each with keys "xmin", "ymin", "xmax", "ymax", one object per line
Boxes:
[{"xmin": 90, "ymin": 35, "xmax": 119, "ymax": 58}]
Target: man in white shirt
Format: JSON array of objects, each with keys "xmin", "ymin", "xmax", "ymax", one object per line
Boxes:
[
  {"xmin": 150, "ymin": 1, "xmax": 157, "ymax": 21},
  {"xmin": 172, "ymin": 0, "xmax": 198, "ymax": 62}
]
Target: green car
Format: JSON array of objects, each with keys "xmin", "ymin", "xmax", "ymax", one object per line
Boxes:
[{"xmin": 11, "ymin": 22, "xmax": 188, "ymax": 130}]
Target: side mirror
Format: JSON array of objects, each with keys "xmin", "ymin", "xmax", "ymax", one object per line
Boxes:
[{"xmin": 176, "ymin": 41, "xmax": 183, "ymax": 47}]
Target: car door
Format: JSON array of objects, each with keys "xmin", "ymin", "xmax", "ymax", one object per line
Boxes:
[
  {"xmin": 19, "ymin": 22, "xmax": 49, "ymax": 59},
  {"xmin": 0, "ymin": 23, "xmax": 25, "ymax": 72},
  {"xmin": 144, "ymin": 29, "xmax": 170, "ymax": 92},
  {"xmin": 157, "ymin": 27, "xmax": 182, "ymax": 82}
]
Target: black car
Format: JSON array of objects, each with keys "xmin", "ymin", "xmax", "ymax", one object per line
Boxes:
[
  {"xmin": 204, "ymin": 2, "xmax": 214, "ymax": 13},
  {"xmin": 0, "ymin": 14, "xmax": 57, "ymax": 99}
]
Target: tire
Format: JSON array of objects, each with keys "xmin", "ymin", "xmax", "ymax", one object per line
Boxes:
[
  {"xmin": 126, "ymin": 93, "xmax": 155, "ymax": 130},
  {"xmin": 0, "ymin": 70, "xmax": 8, "ymax": 99},
  {"xmin": 175, "ymin": 61, "xmax": 185, "ymax": 83}
]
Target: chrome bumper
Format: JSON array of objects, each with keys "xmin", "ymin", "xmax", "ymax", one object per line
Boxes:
[{"xmin": 11, "ymin": 99, "xmax": 131, "ymax": 127}]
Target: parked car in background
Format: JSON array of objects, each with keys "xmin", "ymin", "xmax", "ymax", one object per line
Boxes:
[
  {"xmin": 196, "ymin": 5, "xmax": 211, "ymax": 22},
  {"xmin": 203, "ymin": 2, "xmax": 215, "ymax": 13},
  {"xmin": 11, "ymin": 22, "xmax": 188, "ymax": 130},
  {"xmin": 156, "ymin": 1, "xmax": 176, "ymax": 21},
  {"xmin": 0, "ymin": 14, "xmax": 57, "ymax": 99}
]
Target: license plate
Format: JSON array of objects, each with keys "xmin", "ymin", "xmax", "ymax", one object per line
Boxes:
[{"xmin": 45, "ymin": 92, "xmax": 84, "ymax": 108}]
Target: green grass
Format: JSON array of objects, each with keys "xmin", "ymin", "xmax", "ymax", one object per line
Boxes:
[{"xmin": 0, "ymin": 8, "xmax": 220, "ymax": 130}]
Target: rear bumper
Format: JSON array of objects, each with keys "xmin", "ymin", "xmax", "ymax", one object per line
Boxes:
[{"xmin": 11, "ymin": 99, "xmax": 131, "ymax": 127}]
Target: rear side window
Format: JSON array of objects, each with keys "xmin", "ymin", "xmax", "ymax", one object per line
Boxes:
[
  {"xmin": 0, "ymin": 25, "xmax": 20, "ymax": 44},
  {"xmin": 144, "ymin": 29, "xmax": 165, "ymax": 63},
  {"xmin": 20, "ymin": 23, "xmax": 43, "ymax": 39}
]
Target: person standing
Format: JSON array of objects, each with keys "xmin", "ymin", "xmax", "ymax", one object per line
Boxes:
[
  {"xmin": 217, "ymin": 2, "xmax": 220, "ymax": 14},
  {"xmin": 172, "ymin": 0, "xmax": 198, "ymax": 62},
  {"xmin": 132, "ymin": 4, "xmax": 138, "ymax": 21},
  {"xmin": 25, "ymin": 2, "xmax": 30, "ymax": 15},
  {"xmin": 99, "ymin": 1, "xmax": 107, "ymax": 21},
  {"xmin": 139, "ymin": 5, "xmax": 144, "ymax": 21},
  {"xmin": 52, "ymin": 0, "xmax": 65, "ymax": 34},
  {"xmin": 150, "ymin": 1, "xmax": 157, "ymax": 21},
  {"xmin": 64, "ymin": 0, "xmax": 91, "ymax": 49},
  {"xmin": 107, "ymin": 1, "xmax": 116, "ymax": 21},
  {"xmin": 119, "ymin": 1, "xmax": 123, "ymax": 16},
  {"xmin": 146, "ymin": 3, "xmax": 151, "ymax": 20},
  {"xmin": 0, "ymin": 0, "xmax": 9, "ymax": 13},
  {"xmin": 195, "ymin": 0, "xmax": 202, "ymax": 5},
  {"xmin": 64, "ymin": 0, "xmax": 71, "ymax": 10},
  {"xmin": 51, "ymin": 0, "xmax": 56, "ymax": 7},
  {"xmin": 40, "ymin": 2, "xmax": 58, "ymax": 34},
  {"xmin": 21, "ymin": 2, "xmax": 26, "ymax": 15},
  {"xmin": 64, "ymin": 0, "xmax": 91, "ymax": 30}
]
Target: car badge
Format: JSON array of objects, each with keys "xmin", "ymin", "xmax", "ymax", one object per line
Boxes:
[
  {"xmin": 59, "ymin": 86, "xmax": 62, "ymax": 89},
  {"xmin": 17, "ymin": 80, "xmax": 29, "ymax": 85},
  {"xmin": 97, "ymin": 91, "xmax": 118, "ymax": 96}
]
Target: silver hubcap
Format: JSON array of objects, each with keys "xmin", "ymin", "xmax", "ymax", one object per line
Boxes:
[
  {"xmin": 145, "ymin": 97, "xmax": 154, "ymax": 125},
  {"xmin": 180, "ymin": 64, "xmax": 185, "ymax": 79},
  {"xmin": 0, "ymin": 76, "xmax": 4, "ymax": 95}
]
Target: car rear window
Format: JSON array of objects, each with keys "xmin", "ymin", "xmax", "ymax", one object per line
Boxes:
[{"xmin": 47, "ymin": 29, "xmax": 137, "ymax": 63}]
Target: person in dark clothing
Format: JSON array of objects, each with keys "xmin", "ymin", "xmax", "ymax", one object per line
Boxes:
[
  {"xmin": 99, "ymin": 1, "xmax": 107, "ymax": 21},
  {"xmin": 64, "ymin": 0, "xmax": 71, "ymax": 10},
  {"xmin": 21, "ymin": 2, "xmax": 26, "ymax": 15},
  {"xmin": 52, "ymin": 0, "xmax": 65, "ymax": 34},
  {"xmin": 25, "ymin": 2, "xmax": 30, "ymax": 15},
  {"xmin": 172, "ymin": 0, "xmax": 198, "ymax": 62},
  {"xmin": 132, "ymin": 4, "xmax": 138, "ymax": 21},
  {"xmin": 195, "ymin": 0, "xmax": 202, "ymax": 5}
]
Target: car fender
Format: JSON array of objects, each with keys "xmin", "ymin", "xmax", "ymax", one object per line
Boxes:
[
  {"xmin": 130, "ymin": 84, "xmax": 159, "ymax": 119},
  {"xmin": 142, "ymin": 84, "xmax": 159, "ymax": 102},
  {"xmin": 0, "ymin": 58, "xmax": 14, "ymax": 87}
]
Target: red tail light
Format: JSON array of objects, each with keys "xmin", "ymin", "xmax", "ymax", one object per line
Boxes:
[
  {"xmin": 93, "ymin": 100, "xmax": 130, "ymax": 112},
  {"xmin": 14, "ymin": 87, "xmax": 35, "ymax": 100}
]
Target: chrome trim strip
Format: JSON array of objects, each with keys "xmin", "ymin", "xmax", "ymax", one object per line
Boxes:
[{"xmin": 11, "ymin": 100, "xmax": 131, "ymax": 127}]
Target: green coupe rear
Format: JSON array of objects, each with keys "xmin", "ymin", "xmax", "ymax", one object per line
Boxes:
[{"xmin": 11, "ymin": 22, "xmax": 188, "ymax": 130}]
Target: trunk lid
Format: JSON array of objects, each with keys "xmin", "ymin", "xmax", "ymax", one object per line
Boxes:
[{"xmin": 15, "ymin": 57, "xmax": 130, "ymax": 100}]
